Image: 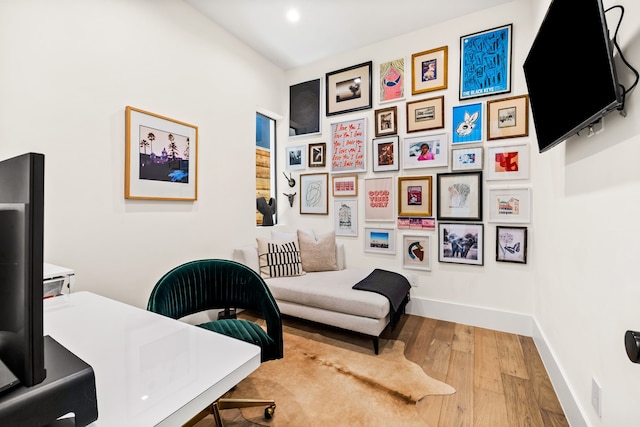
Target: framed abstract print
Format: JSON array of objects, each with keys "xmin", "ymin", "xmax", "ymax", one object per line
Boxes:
[
  {"xmin": 326, "ymin": 61, "xmax": 373, "ymax": 116},
  {"xmin": 299, "ymin": 172, "xmax": 328, "ymax": 215},
  {"xmin": 486, "ymin": 143, "xmax": 529, "ymax": 180},
  {"xmin": 460, "ymin": 24, "xmax": 512, "ymax": 100},
  {"xmin": 372, "ymin": 136, "xmax": 399, "ymax": 172},
  {"xmin": 125, "ymin": 106, "xmax": 198, "ymax": 201},
  {"xmin": 289, "ymin": 78, "xmax": 321, "ymax": 137},
  {"xmin": 436, "ymin": 171, "xmax": 483, "ymax": 221},
  {"xmin": 379, "ymin": 58, "xmax": 405, "ymax": 103},
  {"xmin": 402, "ymin": 234, "xmax": 432, "ymax": 271},
  {"xmin": 411, "ymin": 46, "xmax": 448, "ymax": 95},
  {"xmin": 439, "ymin": 222, "xmax": 484, "ymax": 266},
  {"xmin": 308, "ymin": 142, "xmax": 326, "ymax": 167},
  {"xmin": 496, "ymin": 226, "xmax": 527, "ymax": 264},
  {"xmin": 332, "ymin": 174, "xmax": 358, "ymax": 197}
]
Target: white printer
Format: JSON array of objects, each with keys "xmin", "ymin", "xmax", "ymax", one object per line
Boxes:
[{"xmin": 43, "ymin": 263, "xmax": 75, "ymax": 298}]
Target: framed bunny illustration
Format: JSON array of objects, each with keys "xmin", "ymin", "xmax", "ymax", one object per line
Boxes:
[{"xmin": 452, "ymin": 103, "xmax": 483, "ymax": 144}]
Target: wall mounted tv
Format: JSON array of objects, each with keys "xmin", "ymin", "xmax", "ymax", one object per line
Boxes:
[
  {"xmin": 0, "ymin": 153, "xmax": 46, "ymax": 389},
  {"xmin": 523, "ymin": 0, "xmax": 623, "ymax": 153}
]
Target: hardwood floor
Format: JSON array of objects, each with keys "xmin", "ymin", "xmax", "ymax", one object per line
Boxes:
[
  {"xmin": 222, "ymin": 312, "xmax": 569, "ymax": 427},
  {"xmin": 381, "ymin": 314, "xmax": 569, "ymax": 427}
]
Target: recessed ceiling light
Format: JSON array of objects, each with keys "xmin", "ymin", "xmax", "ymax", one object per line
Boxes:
[{"xmin": 286, "ymin": 9, "xmax": 300, "ymax": 23}]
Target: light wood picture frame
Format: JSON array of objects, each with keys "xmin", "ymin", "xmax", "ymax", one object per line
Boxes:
[
  {"xmin": 326, "ymin": 61, "xmax": 373, "ymax": 116},
  {"xmin": 411, "ymin": 46, "xmax": 448, "ymax": 95},
  {"xmin": 300, "ymin": 172, "xmax": 328, "ymax": 215},
  {"xmin": 125, "ymin": 106, "xmax": 198, "ymax": 201},
  {"xmin": 487, "ymin": 94, "xmax": 529, "ymax": 140},
  {"xmin": 406, "ymin": 96, "xmax": 444, "ymax": 133},
  {"xmin": 398, "ymin": 175, "xmax": 432, "ymax": 217},
  {"xmin": 332, "ymin": 174, "xmax": 358, "ymax": 197}
]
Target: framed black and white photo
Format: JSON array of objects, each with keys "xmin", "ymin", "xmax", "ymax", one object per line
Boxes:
[
  {"xmin": 286, "ymin": 145, "xmax": 305, "ymax": 170},
  {"xmin": 439, "ymin": 222, "xmax": 484, "ymax": 265},
  {"xmin": 308, "ymin": 142, "xmax": 326, "ymax": 167},
  {"xmin": 326, "ymin": 61, "xmax": 373, "ymax": 116}
]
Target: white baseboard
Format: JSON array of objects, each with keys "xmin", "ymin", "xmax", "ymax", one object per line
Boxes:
[{"xmin": 406, "ymin": 296, "xmax": 587, "ymax": 427}]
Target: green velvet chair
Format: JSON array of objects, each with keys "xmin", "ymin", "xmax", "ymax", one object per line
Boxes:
[{"xmin": 147, "ymin": 259, "xmax": 283, "ymax": 426}]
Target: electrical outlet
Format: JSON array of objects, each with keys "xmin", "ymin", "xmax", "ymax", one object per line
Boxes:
[
  {"xmin": 591, "ymin": 377, "xmax": 602, "ymax": 417},
  {"xmin": 408, "ymin": 274, "xmax": 419, "ymax": 287}
]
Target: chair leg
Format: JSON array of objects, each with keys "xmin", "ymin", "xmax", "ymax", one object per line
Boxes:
[{"xmin": 218, "ymin": 398, "xmax": 277, "ymax": 419}]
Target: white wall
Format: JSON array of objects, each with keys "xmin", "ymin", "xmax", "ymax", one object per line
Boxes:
[
  {"xmin": 0, "ymin": 0, "xmax": 284, "ymax": 307},
  {"xmin": 3, "ymin": 0, "xmax": 640, "ymax": 425}
]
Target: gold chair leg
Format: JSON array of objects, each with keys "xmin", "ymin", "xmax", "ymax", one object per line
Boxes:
[{"xmin": 181, "ymin": 398, "xmax": 276, "ymax": 427}]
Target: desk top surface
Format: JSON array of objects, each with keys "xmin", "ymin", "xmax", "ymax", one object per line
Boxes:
[{"xmin": 43, "ymin": 292, "xmax": 261, "ymax": 427}]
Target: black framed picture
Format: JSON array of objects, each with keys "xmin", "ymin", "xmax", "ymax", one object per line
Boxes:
[
  {"xmin": 325, "ymin": 61, "xmax": 373, "ymax": 116},
  {"xmin": 289, "ymin": 78, "xmax": 321, "ymax": 136},
  {"xmin": 436, "ymin": 171, "xmax": 483, "ymax": 221}
]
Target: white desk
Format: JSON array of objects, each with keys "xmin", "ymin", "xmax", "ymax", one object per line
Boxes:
[{"xmin": 43, "ymin": 292, "xmax": 261, "ymax": 426}]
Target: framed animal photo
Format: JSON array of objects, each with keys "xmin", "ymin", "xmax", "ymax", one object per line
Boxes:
[{"xmin": 439, "ymin": 222, "xmax": 484, "ymax": 266}]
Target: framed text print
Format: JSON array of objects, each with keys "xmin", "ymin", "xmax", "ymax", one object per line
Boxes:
[
  {"xmin": 331, "ymin": 118, "xmax": 366, "ymax": 173},
  {"xmin": 459, "ymin": 24, "xmax": 512, "ymax": 100}
]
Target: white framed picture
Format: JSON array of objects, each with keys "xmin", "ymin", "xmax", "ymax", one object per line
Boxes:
[
  {"xmin": 334, "ymin": 199, "xmax": 358, "ymax": 236},
  {"xmin": 486, "ymin": 143, "xmax": 529, "ymax": 180},
  {"xmin": 364, "ymin": 227, "xmax": 396, "ymax": 254},
  {"xmin": 487, "ymin": 186, "xmax": 532, "ymax": 223},
  {"xmin": 452, "ymin": 147, "xmax": 483, "ymax": 171},
  {"xmin": 402, "ymin": 133, "xmax": 448, "ymax": 169},
  {"xmin": 286, "ymin": 145, "xmax": 306, "ymax": 171},
  {"xmin": 364, "ymin": 177, "xmax": 394, "ymax": 221},
  {"xmin": 402, "ymin": 234, "xmax": 432, "ymax": 271}
]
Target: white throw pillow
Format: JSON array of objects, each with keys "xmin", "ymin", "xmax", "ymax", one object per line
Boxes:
[{"xmin": 297, "ymin": 230, "xmax": 338, "ymax": 272}]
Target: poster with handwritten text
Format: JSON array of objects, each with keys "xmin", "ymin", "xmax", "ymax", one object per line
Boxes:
[{"xmin": 331, "ymin": 118, "xmax": 366, "ymax": 173}]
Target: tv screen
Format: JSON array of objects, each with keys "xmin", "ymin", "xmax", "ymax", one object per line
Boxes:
[
  {"xmin": 523, "ymin": 0, "xmax": 622, "ymax": 153},
  {"xmin": 0, "ymin": 153, "xmax": 46, "ymax": 388}
]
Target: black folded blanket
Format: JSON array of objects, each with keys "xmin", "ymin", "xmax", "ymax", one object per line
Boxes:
[{"xmin": 352, "ymin": 269, "xmax": 411, "ymax": 328}]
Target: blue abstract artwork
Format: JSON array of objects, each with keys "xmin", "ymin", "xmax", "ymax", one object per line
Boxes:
[{"xmin": 460, "ymin": 24, "xmax": 512, "ymax": 100}]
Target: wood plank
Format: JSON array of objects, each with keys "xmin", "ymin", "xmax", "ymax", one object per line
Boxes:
[
  {"xmin": 473, "ymin": 387, "xmax": 508, "ymax": 427},
  {"xmin": 495, "ymin": 330, "xmax": 529, "ymax": 379},
  {"xmin": 502, "ymin": 373, "xmax": 545, "ymax": 427},
  {"xmin": 440, "ymin": 349, "xmax": 474, "ymax": 427},
  {"xmin": 474, "ymin": 327, "xmax": 504, "ymax": 394},
  {"xmin": 452, "ymin": 323, "xmax": 474, "ymax": 354}
]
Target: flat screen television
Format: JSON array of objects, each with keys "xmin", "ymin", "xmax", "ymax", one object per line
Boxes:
[
  {"xmin": 523, "ymin": 0, "xmax": 623, "ymax": 153},
  {"xmin": 0, "ymin": 153, "xmax": 46, "ymax": 389}
]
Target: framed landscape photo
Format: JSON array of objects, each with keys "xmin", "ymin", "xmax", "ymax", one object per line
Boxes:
[
  {"xmin": 452, "ymin": 147, "xmax": 483, "ymax": 171},
  {"xmin": 332, "ymin": 174, "xmax": 358, "ymax": 197},
  {"xmin": 487, "ymin": 94, "xmax": 529, "ymax": 140},
  {"xmin": 330, "ymin": 118, "xmax": 367, "ymax": 173},
  {"xmin": 379, "ymin": 58, "xmax": 405, "ymax": 103},
  {"xmin": 334, "ymin": 199, "xmax": 358, "ymax": 236},
  {"xmin": 452, "ymin": 103, "xmax": 483, "ymax": 144},
  {"xmin": 374, "ymin": 106, "xmax": 398, "ymax": 137},
  {"xmin": 496, "ymin": 226, "xmax": 527, "ymax": 264},
  {"xmin": 439, "ymin": 222, "xmax": 484, "ymax": 266},
  {"xmin": 402, "ymin": 133, "xmax": 448, "ymax": 169},
  {"xmin": 372, "ymin": 136, "xmax": 399, "ymax": 172},
  {"xmin": 308, "ymin": 142, "xmax": 326, "ymax": 167},
  {"xmin": 125, "ymin": 106, "xmax": 198, "ymax": 201},
  {"xmin": 437, "ymin": 171, "xmax": 483, "ymax": 221},
  {"xmin": 300, "ymin": 172, "xmax": 328, "ymax": 215},
  {"xmin": 487, "ymin": 186, "xmax": 532, "ymax": 223},
  {"xmin": 406, "ymin": 96, "xmax": 444, "ymax": 133},
  {"xmin": 364, "ymin": 177, "xmax": 394, "ymax": 221},
  {"xmin": 460, "ymin": 24, "xmax": 512, "ymax": 100},
  {"xmin": 486, "ymin": 143, "xmax": 530, "ymax": 180},
  {"xmin": 398, "ymin": 175, "xmax": 432, "ymax": 217},
  {"xmin": 289, "ymin": 78, "xmax": 321, "ymax": 137},
  {"xmin": 326, "ymin": 61, "xmax": 373, "ymax": 116},
  {"xmin": 286, "ymin": 145, "xmax": 305, "ymax": 170},
  {"xmin": 411, "ymin": 46, "xmax": 448, "ymax": 95},
  {"xmin": 402, "ymin": 234, "xmax": 432, "ymax": 271},
  {"xmin": 364, "ymin": 227, "xmax": 396, "ymax": 254}
]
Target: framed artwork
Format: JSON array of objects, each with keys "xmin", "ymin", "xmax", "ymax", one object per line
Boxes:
[
  {"xmin": 308, "ymin": 142, "xmax": 326, "ymax": 167},
  {"xmin": 289, "ymin": 78, "xmax": 321, "ymax": 137},
  {"xmin": 439, "ymin": 222, "xmax": 484, "ymax": 266},
  {"xmin": 496, "ymin": 226, "xmax": 528, "ymax": 264},
  {"xmin": 486, "ymin": 143, "xmax": 530, "ymax": 180},
  {"xmin": 398, "ymin": 217, "xmax": 436, "ymax": 230},
  {"xmin": 374, "ymin": 106, "xmax": 398, "ymax": 137},
  {"xmin": 487, "ymin": 95, "xmax": 529, "ymax": 140},
  {"xmin": 402, "ymin": 234, "xmax": 432, "ymax": 271},
  {"xmin": 379, "ymin": 58, "xmax": 405, "ymax": 103},
  {"xmin": 436, "ymin": 171, "xmax": 483, "ymax": 221},
  {"xmin": 326, "ymin": 61, "xmax": 373, "ymax": 116},
  {"xmin": 125, "ymin": 106, "xmax": 198, "ymax": 201},
  {"xmin": 364, "ymin": 177, "xmax": 394, "ymax": 221},
  {"xmin": 330, "ymin": 118, "xmax": 366, "ymax": 173},
  {"xmin": 452, "ymin": 103, "xmax": 483, "ymax": 144},
  {"xmin": 299, "ymin": 172, "xmax": 328, "ymax": 215},
  {"xmin": 372, "ymin": 136, "xmax": 399, "ymax": 172},
  {"xmin": 364, "ymin": 228, "xmax": 396, "ymax": 255},
  {"xmin": 460, "ymin": 24, "xmax": 512, "ymax": 100},
  {"xmin": 334, "ymin": 199, "xmax": 358, "ymax": 236},
  {"xmin": 332, "ymin": 174, "xmax": 358, "ymax": 197},
  {"xmin": 411, "ymin": 46, "xmax": 448, "ymax": 95},
  {"xmin": 402, "ymin": 133, "xmax": 448, "ymax": 169},
  {"xmin": 398, "ymin": 175, "xmax": 433, "ymax": 217},
  {"xmin": 406, "ymin": 96, "xmax": 444, "ymax": 133},
  {"xmin": 286, "ymin": 145, "xmax": 306, "ymax": 170},
  {"xmin": 452, "ymin": 147, "xmax": 483, "ymax": 171},
  {"xmin": 488, "ymin": 186, "xmax": 532, "ymax": 223}
]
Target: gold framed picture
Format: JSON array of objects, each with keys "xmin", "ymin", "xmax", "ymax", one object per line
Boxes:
[{"xmin": 411, "ymin": 46, "xmax": 448, "ymax": 95}]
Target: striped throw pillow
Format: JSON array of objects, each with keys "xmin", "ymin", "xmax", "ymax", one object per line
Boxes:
[{"xmin": 257, "ymin": 238, "xmax": 305, "ymax": 279}]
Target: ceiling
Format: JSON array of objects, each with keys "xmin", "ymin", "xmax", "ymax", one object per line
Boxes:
[{"xmin": 184, "ymin": 0, "xmax": 513, "ymax": 70}]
